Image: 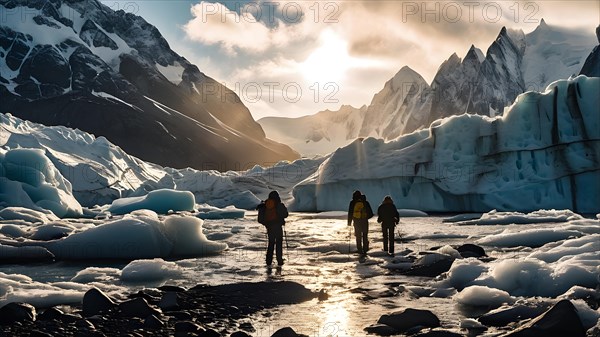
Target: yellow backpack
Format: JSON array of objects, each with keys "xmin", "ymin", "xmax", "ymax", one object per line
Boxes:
[{"xmin": 353, "ymin": 201, "xmax": 366, "ymax": 219}]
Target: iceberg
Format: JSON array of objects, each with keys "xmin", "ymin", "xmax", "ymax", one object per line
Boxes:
[
  {"xmin": 292, "ymin": 76, "xmax": 600, "ymax": 213},
  {"xmin": 108, "ymin": 189, "xmax": 195, "ymax": 215},
  {"xmin": 0, "ymin": 148, "xmax": 83, "ymax": 217}
]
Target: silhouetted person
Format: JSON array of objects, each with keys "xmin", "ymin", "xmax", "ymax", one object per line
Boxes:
[
  {"xmin": 377, "ymin": 196, "xmax": 399, "ymax": 256},
  {"xmin": 347, "ymin": 190, "xmax": 373, "ymax": 256},
  {"xmin": 257, "ymin": 190, "xmax": 288, "ymax": 266}
]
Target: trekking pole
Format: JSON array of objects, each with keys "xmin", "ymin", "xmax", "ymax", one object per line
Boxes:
[
  {"xmin": 348, "ymin": 225, "xmax": 352, "ymax": 256},
  {"xmin": 283, "ymin": 226, "xmax": 290, "ymax": 262}
]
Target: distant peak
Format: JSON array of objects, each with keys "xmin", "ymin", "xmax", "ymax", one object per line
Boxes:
[
  {"xmin": 540, "ymin": 18, "xmax": 547, "ymax": 27},
  {"xmin": 465, "ymin": 45, "xmax": 485, "ymax": 63}
]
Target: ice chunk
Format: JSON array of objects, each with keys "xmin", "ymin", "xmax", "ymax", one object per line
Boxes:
[
  {"xmin": 71, "ymin": 267, "xmax": 121, "ymax": 283},
  {"xmin": 0, "ymin": 224, "xmax": 27, "ymax": 238},
  {"xmin": 32, "ymin": 212, "xmax": 227, "ymax": 260},
  {"xmin": 477, "ymin": 228, "xmax": 583, "ymax": 247},
  {"xmin": 0, "ymin": 149, "xmax": 82, "ymax": 217},
  {"xmin": 196, "ymin": 205, "xmax": 245, "ymax": 219},
  {"xmin": 454, "ymin": 285, "xmax": 514, "ymax": 307},
  {"xmin": 120, "ymin": 258, "xmax": 183, "ymax": 283},
  {"xmin": 442, "ymin": 258, "xmax": 488, "ymax": 290},
  {"xmin": 29, "ymin": 223, "xmax": 75, "ymax": 241},
  {"xmin": 456, "ymin": 209, "xmax": 583, "ymax": 226},
  {"xmin": 109, "ymin": 189, "xmax": 195, "ymax": 215},
  {"xmin": 0, "ymin": 272, "xmax": 85, "ymax": 308},
  {"xmin": 0, "ymin": 207, "xmax": 59, "ymax": 224}
]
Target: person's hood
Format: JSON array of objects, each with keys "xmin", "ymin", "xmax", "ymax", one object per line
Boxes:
[
  {"xmin": 352, "ymin": 190, "xmax": 362, "ymax": 200},
  {"xmin": 268, "ymin": 190, "xmax": 281, "ymax": 203}
]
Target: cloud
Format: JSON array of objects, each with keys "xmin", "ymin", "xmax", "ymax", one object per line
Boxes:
[
  {"xmin": 183, "ymin": 2, "xmax": 272, "ymax": 53},
  {"xmin": 179, "ymin": 0, "xmax": 599, "ymax": 119}
]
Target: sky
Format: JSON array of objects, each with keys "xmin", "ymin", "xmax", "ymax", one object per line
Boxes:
[{"xmin": 103, "ymin": 1, "xmax": 599, "ymax": 120}]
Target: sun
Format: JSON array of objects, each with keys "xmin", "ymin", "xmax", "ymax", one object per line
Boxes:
[{"xmin": 301, "ymin": 30, "xmax": 351, "ymax": 83}]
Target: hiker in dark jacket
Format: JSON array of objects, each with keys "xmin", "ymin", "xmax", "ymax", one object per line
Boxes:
[
  {"xmin": 377, "ymin": 195, "xmax": 399, "ymax": 256},
  {"xmin": 347, "ymin": 190, "xmax": 374, "ymax": 256},
  {"xmin": 256, "ymin": 190, "xmax": 289, "ymax": 266}
]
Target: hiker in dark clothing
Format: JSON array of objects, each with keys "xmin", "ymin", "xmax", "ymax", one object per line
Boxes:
[
  {"xmin": 256, "ymin": 190, "xmax": 289, "ymax": 266},
  {"xmin": 377, "ymin": 196, "xmax": 400, "ymax": 256},
  {"xmin": 347, "ymin": 190, "xmax": 374, "ymax": 256}
]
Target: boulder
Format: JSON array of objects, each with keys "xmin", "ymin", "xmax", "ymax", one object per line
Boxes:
[
  {"xmin": 364, "ymin": 323, "xmax": 399, "ymax": 336},
  {"xmin": 144, "ymin": 314, "xmax": 164, "ymax": 329},
  {"xmin": 199, "ymin": 328, "xmax": 221, "ymax": 337},
  {"xmin": 271, "ymin": 327, "xmax": 309, "ymax": 337},
  {"xmin": 0, "ymin": 302, "xmax": 36, "ymax": 325},
  {"xmin": 377, "ymin": 308, "xmax": 441, "ymax": 333},
  {"xmin": 38, "ymin": 307, "xmax": 79, "ymax": 323},
  {"xmin": 479, "ymin": 304, "xmax": 548, "ymax": 327},
  {"xmin": 82, "ymin": 287, "xmax": 116, "ymax": 317},
  {"xmin": 404, "ymin": 254, "xmax": 454, "ymax": 277},
  {"xmin": 502, "ymin": 300, "xmax": 585, "ymax": 337},
  {"xmin": 175, "ymin": 320, "xmax": 204, "ymax": 334},
  {"xmin": 455, "ymin": 244, "xmax": 486, "ymax": 258},
  {"xmin": 159, "ymin": 291, "xmax": 179, "ymax": 311},
  {"xmin": 118, "ymin": 297, "xmax": 161, "ymax": 318},
  {"xmin": 231, "ymin": 332, "xmax": 252, "ymax": 337}
]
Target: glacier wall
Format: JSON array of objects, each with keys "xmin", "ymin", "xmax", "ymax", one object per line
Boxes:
[{"xmin": 291, "ymin": 76, "xmax": 600, "ymax": 213}]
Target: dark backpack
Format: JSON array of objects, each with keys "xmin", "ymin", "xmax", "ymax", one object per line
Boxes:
[{"xmin": 258, "ymin": 199, "xmax": 278, "ymax": 225}]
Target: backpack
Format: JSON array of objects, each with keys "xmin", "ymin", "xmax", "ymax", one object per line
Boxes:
[
  {"xmin": 264, "ymin": 199, "xmax": 278, "ymax": 223},
  {"xmin": 353, "ymin": 201, "xmax": 367, "ymax": 219}
]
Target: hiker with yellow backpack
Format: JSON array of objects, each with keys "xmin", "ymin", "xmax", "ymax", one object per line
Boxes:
[
  {"xmin": 347, "ymin": 190, "xmax": 374, "ymax": 257},
  {"xmin": 257, "ymin": 191, "xmax": 289, "ymax": 267}
]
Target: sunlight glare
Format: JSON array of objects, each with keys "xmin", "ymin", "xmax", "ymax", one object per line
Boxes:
[{"xmin": 301, "ymin": 30, "xmax": 350, "ymax": 83}]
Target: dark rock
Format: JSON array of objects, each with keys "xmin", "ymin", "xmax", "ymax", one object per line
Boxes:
[
  {"xmin": 14, "ymin": 80, "xmax": 41, "ymax": 100},
  {"xmin": 414, "ymin": 331, "xmax": 464, "ymax": 337},
  {"xmin": 79, "ymin": 20, "xmax": 119, "ymax": 50},
  {"xmin": 238, "ymin": 322, "xmax": 255, "ymax": 332},
  {"xmin": 364, "ymin": 323, "xmax": 399, "ymax": 336},
  {"xmin": 38, "ymin": 307, "xmax": 65, "ymax": 321},
  {"xmin": 166, "ymin": 310, "xmax": 192, "ymax": 321},
  {"xmin": 33, "ymin": 15, "xmax": 61, "ymax": 28},
  {"xmin": 479, "ymin": 304, "xmax": 548, "ymax": 327},
  {"xmin": 231, "ymin": 332, "xmax": 252, "ymax": 337},
  {"xmin": 377, "ymin": 308, "xmax": 440, "ymax": 333},
  {"xmin": 175, "ymin": 320, "xmax": 204, "ymax": 333},
  {"xmin": 403, "ymin": 254, "xmax": 454, "ymax": 277},
  {"xmin": 82, "ymin": 287, "xmax": 116, "ymax": 317},
  {"xmin": 455, "ymin": 244, "xmax": 486, "ymax": 258},
  {"xmin": 75, "ymin": 319, "xmax": 95, "ymax": 330},
  {"xmin": 5, "ymin": 33, "xmax": 31, "ymax": 71},
  {"xmin": 580, "ymin": 45, "xmax": 599, "ymax": 77},
  {"xmin": 271, "ymin": 327, "xmax": 308, "ymax": 337},
  {"xmin": 199, "ymin": 328, "xmax": 220, "ymax": 337},
  {"xmin": 158, "ymin": 291, "xmax": 179, "ymax": 311},
  {"xmin": 503, "ymin": 300, "xmax": 586, "ymax": 337},
  {"xmin": 38, "ymin": 307, "xmax": 79, "ymax": 323},
  {"xmin": 118, "ymin": 297, "xmax": 161, "ymax": 318},
  {"xmin": 0, "ymin": 302, "xmax": 36, "ymax": 325},
  {"xmin": 143, "ymin": 314, "xmax": 164, "ymax": 329},
  {"xmin": 22, "ymin": 45, "xmax": 71, "ymax": 88},
  {"xmin": 29, "ymin": 330, "xmax": 54, "ymax": 337},
  {"xmin": 158, "ymin": 285, "xmax": 187, "ymax": 293}
]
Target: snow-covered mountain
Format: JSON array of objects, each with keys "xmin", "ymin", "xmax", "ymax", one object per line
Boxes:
[
  {"xmin": 292, "ymin": 76, "xmax": 600, "ymax": 214},
  {"xmin": 261, "ymin": 21, "xmax": 598, "ymax": 156},
  {"xmin": 258, "ymin": 105, "xmax": 366, "ymax": 156},
  {"xmin": 0, "ymin": 0, "xmax": 298, "ymax": 170}
]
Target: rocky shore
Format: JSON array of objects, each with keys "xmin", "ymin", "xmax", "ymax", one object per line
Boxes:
[{"xmin": 0, "ymin": 281, "xmax": 317, "ymax": 337}]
